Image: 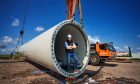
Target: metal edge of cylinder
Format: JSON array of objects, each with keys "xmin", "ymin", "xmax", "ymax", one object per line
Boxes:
[{"xmin": 50, "ymin": 20, "xmax": 90, "ymax": 77}]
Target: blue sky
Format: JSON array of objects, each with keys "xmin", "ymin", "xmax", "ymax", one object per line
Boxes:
[{"xmin": 0, "ymin": 0, "xmax": 140, "ymax": 57}]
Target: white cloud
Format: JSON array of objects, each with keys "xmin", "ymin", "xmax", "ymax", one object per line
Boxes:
[
  {"xmin": 130, "ymin": 48, "xmax": 133, "ymax": 51},
  {"xmin": 114, "ymin": 46, "xmax": 125, "ymax": 52},
  {"xmin": 11, "ymin": 18, "xmax": 20, "ymax": 27},
  {"xmin": 0, "ymin": 36, "xmax": 15, "ymax": 54},
  {"xmin": 124, "ymin": 45, "xmax": 128, "ymax": 50},
  {"xmin": 132, "ymin": 52, "xmax": 140, "ymax": 58},
  {"xmin": 35, "ymin": 26, "xmax": 45, "ymax": 32},
  {"xmin": 137, "ymin": 35, "xmax": 140, "ymax": 38},
  {"xmin": 114, "ymin": 46, "xmax": 120, "ymax": 50},
  {"xmin": 0, "ymin": 36, "xmax": 13, "ymax": 48},
  {"xmin": 114, "ymin": 45, "xmax": 132, "ymax": 52},
  {"xmin": 88, "ymin": 35, "xmax": 101, "ymax": 44},
  {"xmin": 137, "ymin": 47, "xmax": 140, "ymax": 50},
  {"xmin": 0, "ymin": 49, "xmax": 7, "ymax": 52},
  {"xmin": 114, "ymin": 46, "xmax": 122, "ymax": 50},
  {"xmin": 0, "ymin": 48, "xmax": 15, "ymax": 54},
  {"xmin": 2, "ymin": 36, "xmax": 13, "ymax": 43}
]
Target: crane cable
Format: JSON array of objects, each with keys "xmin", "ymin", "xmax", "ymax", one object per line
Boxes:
[{"xmin": 11, "ymin": 0, "xmax": 28, "ymax": 57}]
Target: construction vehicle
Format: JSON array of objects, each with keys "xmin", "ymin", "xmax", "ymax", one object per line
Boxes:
[{"xmin": 89, "ymin": 42, "xmax": 116, "ymax": 65}]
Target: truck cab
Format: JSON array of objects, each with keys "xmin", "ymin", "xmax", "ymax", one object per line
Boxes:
[{"xmin": 90, "ymin": 42, "xmax": 116, "ymax": 65}]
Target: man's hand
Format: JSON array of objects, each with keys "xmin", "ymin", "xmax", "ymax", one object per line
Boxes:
[
  {"xmin": 66, "ymin": 43, "xmax": 77, "ymax": 49},
  {"xmin": 69, "ymin": 43, "xmax": 77, "ymax": 49},
  {"xmin": 67, "ymin": 46, "xmax": 72, "ymax": 49}
]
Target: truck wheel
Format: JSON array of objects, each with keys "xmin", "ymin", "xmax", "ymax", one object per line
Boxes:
[{"xmin": 90, "ymin": 54, "xmax": 100, "ymax": 66}]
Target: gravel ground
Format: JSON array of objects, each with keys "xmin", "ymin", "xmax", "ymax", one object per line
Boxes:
[
  {"xmin": 86, "ymin": 62, "xmax": 140, "ymax": 81},
  {"xmin": 0, "ymin": 59, "xmax": 62, "ymax": 84},
  {"xmin": 0, "ymin": 58, "xmax": 140, "ymax": 84},
  {"xmin": 86, "ymin": 62, "xmax": 140, "ymax": 83}
]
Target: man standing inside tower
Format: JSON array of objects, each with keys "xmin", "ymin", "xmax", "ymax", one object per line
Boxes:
[{"xmin": 65, "ymin": 34, "xmax": 78, "ymax": 73}]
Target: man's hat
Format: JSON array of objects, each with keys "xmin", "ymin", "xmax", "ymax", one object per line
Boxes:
[{"xmin": 67, "ymin": 34, "xmax": 72, "ymax": 38}]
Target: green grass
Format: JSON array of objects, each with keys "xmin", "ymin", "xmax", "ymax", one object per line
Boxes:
[
  {"xmin": 130, "ymin": 58, "xmax": 140, "ymax": 62},
  {"xmin": 0, "ymin": 54, "xmax": 21, "ymax": 59}
]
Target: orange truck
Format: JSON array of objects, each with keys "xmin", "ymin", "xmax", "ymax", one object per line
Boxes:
[{"xmin": 89, "ymin": 42, "xmax": 116, "ymax": 65}]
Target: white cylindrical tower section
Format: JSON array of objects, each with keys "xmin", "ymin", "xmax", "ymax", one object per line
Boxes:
[{"xmin": 18, "ymin": 20, "xmax": 90, "ymax": 77}]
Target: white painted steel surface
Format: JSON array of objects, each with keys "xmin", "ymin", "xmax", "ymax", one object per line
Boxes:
[{"xmin": 18, "ymin": 20, "xmax": 90, "ymax": 77}]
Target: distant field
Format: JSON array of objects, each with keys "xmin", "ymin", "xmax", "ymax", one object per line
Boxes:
[
  {"xmin": 1, "ymin": 54, "xmax": 140, "ymax": 62},
  {"xmin": 130, "ymin": 58, "xmax": 140, "ymax": 62},
  {"xmin": 0, "ymin": 54, "xmax": 20, "ymax": 59}
]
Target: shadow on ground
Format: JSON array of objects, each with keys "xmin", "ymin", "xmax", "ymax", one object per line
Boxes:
[
  {"xmin": 99, "ymin": 62, "xmax": 118, "ymax": 67},
  {"xmin": 88, "ymin": 62, "xmax": 118, "ymax": 67},
  {"xmin": 27, "ymin": 60, "xmax": 65, "ymax": 81},
  {"xmin": 1, "ymin": 59, "xmax": 140, "ymax": 84},
  {"xmin": 27, "ymin": 60, "xmax": 104, "ymax": 82}
]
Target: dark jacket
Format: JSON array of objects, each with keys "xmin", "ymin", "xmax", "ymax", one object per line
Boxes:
[{"xmin": 65, "ymin": 40, "xmax": 74, "ymax": 53}]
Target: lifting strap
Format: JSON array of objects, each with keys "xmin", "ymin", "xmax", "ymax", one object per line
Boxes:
[
  {"xmin": 67, "ymin": 0, "xmax": 83, "ymax": 27},
  {"xmin": 77, "ymin": 0, "xmax": 83, "ymax": 26}
]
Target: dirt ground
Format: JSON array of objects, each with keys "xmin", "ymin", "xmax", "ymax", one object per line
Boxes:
[
  {"xmin": 0, "ymin": 58, "xmax": 140, "ymax": 84},
  {"xmin": 86, "ymin": 62, "xmax": 140, "ymax": 84}
]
